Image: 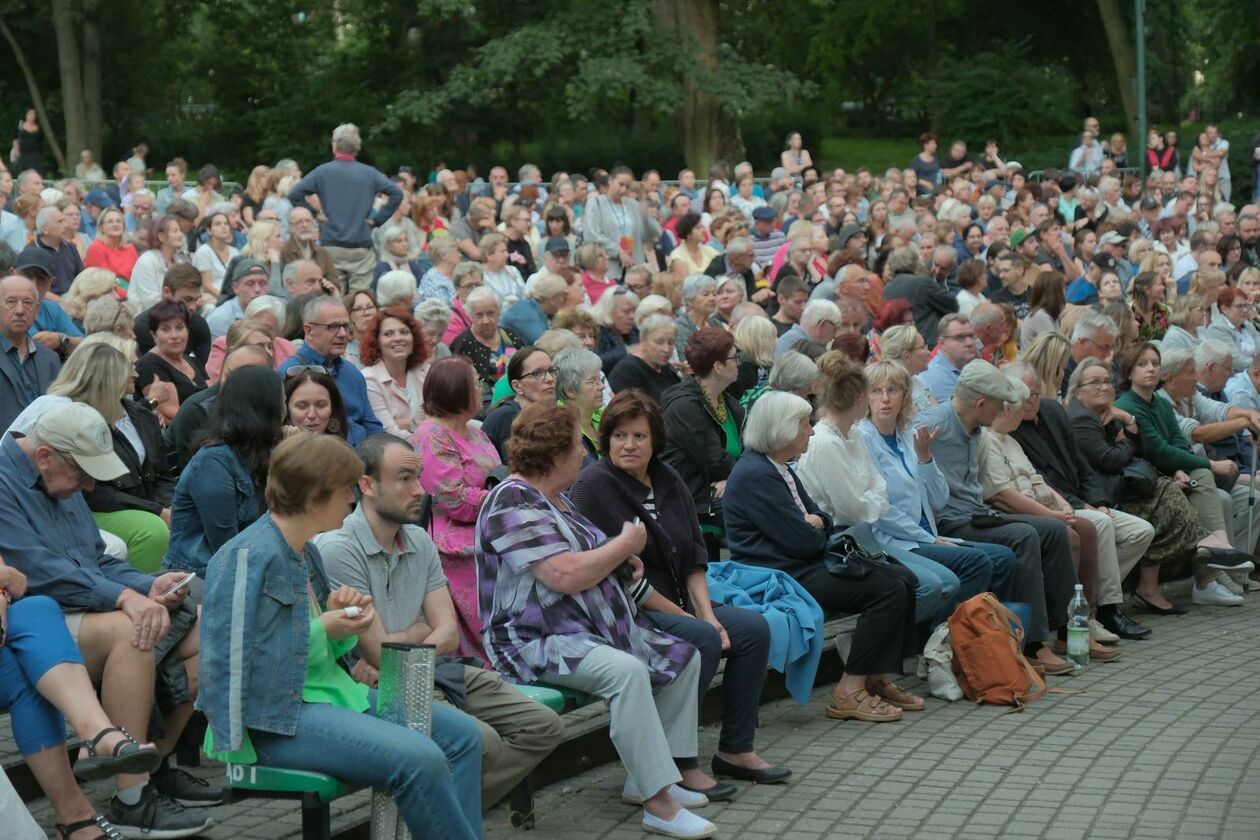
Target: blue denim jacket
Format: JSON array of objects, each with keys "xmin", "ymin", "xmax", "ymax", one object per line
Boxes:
[
  {"xmin": 164, "ymin": 445, "xmax": 262, "ymax": 576},
  {"xmin": 198, "ymin": 513, "xmax": 333, "ymax": 751}
]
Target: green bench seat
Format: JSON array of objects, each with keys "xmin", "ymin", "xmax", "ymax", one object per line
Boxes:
[{"xmin": 224, "ymin": 764, "xmax": 360, "ymax": 840}]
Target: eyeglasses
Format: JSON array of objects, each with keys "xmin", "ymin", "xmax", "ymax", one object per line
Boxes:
[
  {"xmin": 311, "ymin": 322, "xmax": 352, "ymax": 333},
  {"xmin": 350, "ymin": 304, "xmax": 377, "ymax": 314},
  {"xmin": 1079, "ymin": 379, "xmax": 1114, "ymax": 389},
  {"xmin": 869, "ymin": 386, "xmax": 903, "ymax": 398},
  {"xmin": 518, "ymin": 367, "xmax": 557, "ymax": 381},
  {"xmin": 53, "ymin": 450, "xmax": 87, "ymax": 482},
  {"xmin": 286, "ymin": 365, "xmax": 329, "ymax": 378}
]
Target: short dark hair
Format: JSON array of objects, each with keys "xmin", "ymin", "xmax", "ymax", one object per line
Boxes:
[
  {"xmin": 163, "ymin": 263, "xmax": 202, "ymax": 292},
  {"xmin": 775, "ymin": 274, "xmax": 808, "ymax": 300},
  {"xmin": 507, "ymin": 403, "xmax": 578, "ymax": 477},
  {"xmin": 675, "ymin": 212, "xmax": 702, "ymax": 241},
  {"xmin": 598, "ymin": 390, "xmax": 666, "ymax": 460},
  {"xmin": 357, "ymin": 432, "xmax": 413, "ymax": 481},
  {"xmin": 266, "ymin": 433, "xmax": 364, "ymax": 516},
  {"xmin": 147, "ymin": 298, "xmax": 191, "ymax": 333},
  {"xmin": 684, "ymin": 327, "xmax": 735, "ymax": 378},
  {"xmin": 422, "ymin": 356, "xmax": 478, "ymax": 418}
]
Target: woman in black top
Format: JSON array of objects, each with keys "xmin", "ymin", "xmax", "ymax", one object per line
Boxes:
[
  {"xmin": 12, "ymin": 108, "xmax": 43, "ymax": 173},
  {"xmin": 608, "ymin": 314, "xmax": 680, "ymax": 405},
  {"xmin": 134, "ymin": 299, "xmax": 207, "ymax": 423},
  {"xmin": 570, "ymin": 391, "xmax": 789, "ymax": 796},
  {"xmin": 480, "ymin": 346, "xmax": 556, "ymax": 462}
]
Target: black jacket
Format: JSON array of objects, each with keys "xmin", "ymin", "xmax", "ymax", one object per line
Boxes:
[
  {"xmin": 1012, "ymin": 399, "xmax": 1109, "ymax": 507},
  {"xmin": 569, "ymin": 457, "xmax": 707, "ymax": 611},
  {"xmin": 660, "ymin": 378, "xmax": 744, "ymax": 517},
  {"xmin": 882, "ymin": 272, "xmax": 958, "ymax": 346},
  {"xmin": 1067, "ymin": 399, "xmax": 1140, "ymax": 506},
  {"xmin": 85, "ymin": 398, "xmax": 176, "ymax": 517}
]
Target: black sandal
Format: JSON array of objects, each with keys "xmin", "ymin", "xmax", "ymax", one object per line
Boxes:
[
  {"xmin": 74, "ymin": 726, "xmax": 162, "ymax": 781},
  {"xmin": 55, "ymin": 814, "xmax": 124, "ymax": 840}
]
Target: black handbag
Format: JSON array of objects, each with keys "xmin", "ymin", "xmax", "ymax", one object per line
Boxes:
[
  {"xmin": 824, "ymin": 532, "xmax": 889, "ymax": 580},
  {"xmin": 1121, "ymin": 457, "xmax": 1159, "ymax": 502}
]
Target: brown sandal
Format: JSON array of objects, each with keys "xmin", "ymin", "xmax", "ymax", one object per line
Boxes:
[
  {"xmin": 825, "ymin": 688, "xmax": 903, "ymax": 722},
  {"xmin": 867, "ymin": 679, "xmax": 926, "ymax": 711}
]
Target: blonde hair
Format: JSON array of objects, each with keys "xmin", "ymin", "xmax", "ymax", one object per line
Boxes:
[
  {"xmin": 864, "ymin": 359, "xmax": 916, "ymax": 428},
  {"xmin": 878, "ymin": 324, "xmax": 921, "ymax": 362},
  {"xmin": 226, "ymin": 317, "xmax": 275, "ymax": 354},
  {"xmin": 61, "ymin": 268, "xmax": 121, "ymax": 320},
  {"xmin": 47, "ymin": 341, "xmax": 131, "ymax": 425},
  {"xmin": 82, "ymin": 296, "xmax": 134, "ymax": 336},
  {"xmin": 1019, "ymin": 330, "xmax": 1072, "ymax": 397},
  {"xmin": 635, "ymin": 294, "xmax": 674, "ymax": 325},
  {"xmin": 241, "ymin": 219, "xmax": 279, "ymax": 260},
  {"xmin": 1168, "ymin": 294, "xmax": 1205, "ymax": 330},
  {"xmin": 734, "ymin": 315, "xmax": 775, "ymax": 367}
]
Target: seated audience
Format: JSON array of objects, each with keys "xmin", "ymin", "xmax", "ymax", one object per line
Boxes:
[
  {"xmin": 133, "ymin": 264, "xmax": 213, "ymax": 367},
  {"xmin": 608, "ymin": 314, "xmax": 680, "ymax": 404},
  {"xmin": 317, "ymin": 433, "xmax": 564, "ymax": 807},
  {"xmin": 169, "ymin": 344, "xmax": 271, "ymax": 469},
  {"xmin": 0, "ymin": 273, "xmax": 61, "ymax": 431},
  {"xmin": 199, "ymin": 433, "xmax": 483, "ymax": 840},
  {"xmin": 774, "ymin": 299, "xmax": 840, "ymax": 359},
  {"xmin": 593, "ymin": 286, "xmax": 641, "ymax": 373},
  {"xmin": 501, "ymin": 272, "xmax": 569, "ymax": 345},
  {"xmin": 920, "ymin": 313, "xmax": 978, "ymax": 402},
  {"xmin": 411, "ymin": 357, "xmax": 503, "ymax": 659},
  {"xmin": 476, "ymin": 403, "xmax": 715, "ymax": 839},
  {"xmin": 449, "ymin": 286, "xmax": 525, "ymax": 411},
  {"xmin": 731, "ymin": 314, "xmax": 775, "ymax": 400},
  {"xmin": 283, "ymin": 367, "xmax": 350, "ymax": 439},
  {"xmin": 553, "ymin": 346, "xmax": 606, "ymax": 461},
  {"xmin": 134, "ymin": 299, "xmax": 208, "ymax": 423},
  {"xmin": 482, "ymin": 347, "xmax": 557, "ymax": 462},
  {"xmin": 164, "ymin": 366, "xmax": 282, "ymax": 578},
  {"xmin": 1202, "ymin": 286, "xmax": 1260, "ymax": 372},
  {"xmin": 723, "ymin": 391, "xmax": 920, "ymax": 722},
  {"xmin": 206, "ymin": 259, "xmax": 271, "ymax": 339},
  {"xmin": 361, "ymin": 307, "xmax": 432, "ymax": 438},
  {"xmin": 877, "ymin": 324, "xmax": 933, "ymax": 412},
  {"xmin": 674, "ymin": 275, "xmax": 722, "ymax": 356}
]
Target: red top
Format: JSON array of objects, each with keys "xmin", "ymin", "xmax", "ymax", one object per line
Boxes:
[{"xmin": 84, "ymin": 239, "xmax": 140, "ymax": 285}]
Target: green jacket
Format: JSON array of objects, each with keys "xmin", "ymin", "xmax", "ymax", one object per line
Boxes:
[{"xmin": 1114, "ymin": 389, "xmax": 1209, "ymax": 474}]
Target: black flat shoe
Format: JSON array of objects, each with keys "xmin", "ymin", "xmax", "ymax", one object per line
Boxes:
[
  {"xmin": 1099, "ymin": 609, "xmax": 1151, "ymax": 640},
  {"xmin": 1133, "ymin": 592, "xmax": 1187, "ymax": 616},
  {"xmin": 677, "ymin": 780, "xmax": 739, "ymax": 801},
  {"xmin": 711, "ymin": 755, "xmax": 792, "ymax": 785},
  {"xmin": 1196, "ymin": 547, "xmax": 1256, "ymax": 572}
]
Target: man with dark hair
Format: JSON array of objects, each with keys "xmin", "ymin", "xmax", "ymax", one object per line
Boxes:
[
  {"xmin": 317, "ymin": 433, "xmax": 563, "ymax": 808},
  {"xmin": 133, "ymin": 264, "xmax": 213, "ymax": 365},
  {"xmin": 770, "ymin": 274, "xmax": 809, "ymax": 336}
]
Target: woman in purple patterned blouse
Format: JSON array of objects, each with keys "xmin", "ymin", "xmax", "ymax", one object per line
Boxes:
[
  {"xmin": 476, "ymin": 404, "xmax": 717, "ymax": 840},
  {"xmin": 411, "ymin": 357, "xmax": 502, "ymax": 660}
]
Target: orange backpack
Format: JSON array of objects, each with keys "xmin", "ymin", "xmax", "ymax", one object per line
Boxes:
[{"xmin": 947, "ymin": 593, "xmax": 1046, "ymax": 709}]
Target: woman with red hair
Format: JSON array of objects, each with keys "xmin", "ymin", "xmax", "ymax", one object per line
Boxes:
[
  {"xmin": 866, "ymin": 298, "xmax": 912, "ymax": 359},
  {"xmin": 361, "ymin": 307, "xmax": 433, "ymax": 438}
]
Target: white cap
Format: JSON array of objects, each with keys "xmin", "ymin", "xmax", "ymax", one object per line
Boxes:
[{"xmin": 32, "ymin": 403, "xmax": 127, "ymax": 481}]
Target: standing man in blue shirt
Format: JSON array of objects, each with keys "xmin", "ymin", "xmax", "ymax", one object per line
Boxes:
[
  {"xmin": 278, "ymin": 294, "xmax": 383, "ymax": 444},
  {"xmin": 288, "ymin": 123, "xmax": 402, "ymax": 294}
]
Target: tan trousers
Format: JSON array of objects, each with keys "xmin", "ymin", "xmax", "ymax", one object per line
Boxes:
[
  {"xmin": 323, "ymin": 245, "xmax": 376, "ymax": 294},
  {"xmin": 1074, "ymin": 508, "xmax": 1155, "ymax": 606}
]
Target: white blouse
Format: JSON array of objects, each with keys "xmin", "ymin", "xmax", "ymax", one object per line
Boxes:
[{"xmin": 797, "ymin": 419, "xmax": 890, "ymax": 526}]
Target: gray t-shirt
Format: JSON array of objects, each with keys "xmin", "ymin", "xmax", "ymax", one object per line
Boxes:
[
  {"xmin": 316, "ymin": 505, "xmax": 447, "ymax": 635},
  {"xmin": 916, "ymin": 401, "xmax": 987, "ymax": 524}
]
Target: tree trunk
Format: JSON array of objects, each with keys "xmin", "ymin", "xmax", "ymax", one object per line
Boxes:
[
  {"xmin": 82, "ymin": 0, "xmax": 103, "ymax": 162},
  {"xmin": 0, "ymin": 15, "xmax": 69, "ymax": 174},
  {"xmin": 1097, "ymin": 0, "xmax": 1139, "ymax": 140},
  {"xmin": 51, "ymin": 0, "xmax": 87, "ymax": 167},
  {"xmin": 650, "ymin": 0, "xmax": 743, "ymax": 177}
]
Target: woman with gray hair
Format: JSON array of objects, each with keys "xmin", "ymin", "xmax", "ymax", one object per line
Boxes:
[
  {"xmin": 723, "ymin": 390, "xmax": 919, "ymax": 723},
  {"xmin": 738, "ymin": 350, "xmax": 818, "ymax": 411},
  {"xmin": 375, "ymin": 268, "xmax": 418, "ymax": 310},
  {"xmin": 414, "ymin": 298, "xmax": 453, "ymax": 358},
  {"xmin": 553, "ymin": 346, "xmax": 606, "ymax": 461},
  {"xmin": 83, "ymin": 295, "xmax": 136, "ymax": 339},
  {"xmin": 608, "ymin": 314, "xmax": 680, "ymax": 405},
  {"xmin": 372, "ymin": 223, "xmax": 424, "ymax": 291},
  {"xmin": 674, "ymin": 274, "xmax": 721, "ymax": 357},
  {"xmin": 592, "ymin": 286, "xmax": 640, "ymax": 372}
]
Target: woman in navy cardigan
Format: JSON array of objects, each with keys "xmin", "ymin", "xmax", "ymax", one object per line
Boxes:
[
  {"xmin": 723, "ymin": 391, "xmax": 920, "ymax": 724},
  {"xmin": 571, "ymin": 391, "xmax": 790, "ymax": 794}
]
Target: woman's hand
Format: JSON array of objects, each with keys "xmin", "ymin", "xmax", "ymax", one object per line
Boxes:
[
  {"xmin": 1174, "ymin": 470, "xmax": 1191, "ymax": 489},
  {"xmin": 617, "ymin": 521, "xmax": 647, "ymax": 557},
  {"xmin": 394, "ymin": 415, "xmax": 415, "ymax": 432},
  {"xmin": 711, "ymin": 480, "xmax": 727, "ymax": 499},
  {"xmin": 703, "ymin": 614, "xmax": 731, "ymax": 652},
  {"xmin": 913, "ymin": 425, "xmax": 940, "ymax": 463},
  {"xmin": 319, "ymin": 605, "xmax": 375, "ymax": 641},
  {"xmin": 327, "ymin": 585, "xmax": 373, "ymax": 612},
  {"xmin": 141, "ymin": 375, "xmax": 175, "ymax": 405},
  {"xmin": 626, "ymin": 554, "xmax": 644, "ymax": 583},
  {"xmin": 804, "ymin": 513, "xmax": 825, "ymax": 530},
  {"xmin": 282, "ymin": 425, "xmax": 303, "ymax": 439}
]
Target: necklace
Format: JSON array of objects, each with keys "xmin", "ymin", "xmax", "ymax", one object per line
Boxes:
[{"xmin": 699, "ymin": 377, "xmax": 727, "ymax": 423}]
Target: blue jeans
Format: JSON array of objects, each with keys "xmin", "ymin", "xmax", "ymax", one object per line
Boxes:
[
  {"xmin": 0, "ymin": 596, "xmax": 84, "ymax": 755},
  {"xmin": 911, "ymin": 540, "xmax": 1017, "ymax": 622},
  {"xmin": 249, "ymin": 701, "xmax": 483, "ymax": 840}
]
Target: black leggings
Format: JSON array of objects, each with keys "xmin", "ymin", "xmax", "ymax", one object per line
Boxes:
[{"xmin": 794, "ymin": 563, "xmax": 918, "ymax": 676}]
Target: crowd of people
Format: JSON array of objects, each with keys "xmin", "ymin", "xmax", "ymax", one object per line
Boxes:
[{"xmin": 2, "ymin": 116, "xmax": 1260, "ymax": 840}]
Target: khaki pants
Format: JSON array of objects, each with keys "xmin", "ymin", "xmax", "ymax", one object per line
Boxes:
[
  {"xmin": 1074, "ymin": 508, "xmax": 1155, "ymax": 606},
  {"xmin": 439, "ymin": 666, "xmax": 565, "ymax": 808},
  {"xmin": 323, "ymin": 245, "xmax": 376, "ymax": 294}
]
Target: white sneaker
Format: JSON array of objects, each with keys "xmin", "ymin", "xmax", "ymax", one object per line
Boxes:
[
  {"xmin": 1192, "ymin": 580, "xmax": 1245, "ymax": 606},
  {"xmin": 1089, "ymin": 618, "xmax": 1120, "ymax": 644},
  {"xmin": 642, "ymin": 808, "xmax": 717, "ymax": 839},
  {"xmin": 623, "ymin": 780, "xmax": 708, "ymax": 808},
  {"xmin": 1216, "ymin": 570, "xmax": 1245, "ymax": 597}
]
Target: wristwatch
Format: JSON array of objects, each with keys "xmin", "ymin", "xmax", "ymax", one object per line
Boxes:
[{"xmin": 58, "ymin": 333, "xmax": 71, "ymax": 355}]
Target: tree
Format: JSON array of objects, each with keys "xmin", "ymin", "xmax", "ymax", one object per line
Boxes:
[
  {"xmin": 50, "ymin": 0, "xmax": 104, "ymax": 167},
  {"xmin": 1097, "ymin": 0, "xmax": 1140, "ymax": 140},
  {"xmin": 0, "ymin": 14, "xmax": 67, "ymax": 172}
]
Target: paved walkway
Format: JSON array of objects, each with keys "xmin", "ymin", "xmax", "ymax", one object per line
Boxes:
[
  {"xmin": 26, "ymin": 590, "xmax": 1260, "ymax": 839},
  {"xmin": 487, "ymin": 592, "xmax": 1260, "ymax": 840}
]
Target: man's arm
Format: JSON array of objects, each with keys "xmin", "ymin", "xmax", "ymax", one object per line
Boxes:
[
  {"xmin": 356, "ymin": 586, "xmax": 459, "ymax": 666},
  {"xmin": 370, "ymin": 174, "xmax": 403, "ymax": 228}
]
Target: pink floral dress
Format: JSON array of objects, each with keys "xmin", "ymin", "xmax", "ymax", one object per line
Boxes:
[{"xmin": 411, "ymin": 420, "xmax": 501, "ymax": 659}]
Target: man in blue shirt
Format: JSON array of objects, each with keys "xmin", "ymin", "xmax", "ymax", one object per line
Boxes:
[
  {"xmin": 920, "ymin": 313, "xmax": 978, "ymax": 402},
  {"xmin": 0, "ymin": 274, "xmax": 61, "ymax": 431},
  {"xmin": 14, "ymin": 246, "xmax": 82, "ymax": 357},
  {"xmin": 278, "ymin": 294, "xmax": 383, "ymax": 444},
  {"xmin": 288, "ymin": 123, "xmax": 401, "ymax": 294},
  {"xmin": 0, "ymin": 403, "xmax": 218, "ymax": 836}
]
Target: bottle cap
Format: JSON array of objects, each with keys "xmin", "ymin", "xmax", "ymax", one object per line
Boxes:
[{"xmin": 1074, "ymin": 583, "xmax": 1083, "ymax": 591}]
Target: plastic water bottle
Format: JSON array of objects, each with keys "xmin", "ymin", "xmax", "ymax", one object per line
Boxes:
[{"xmin": 1066, "ymin": 584, "xmax": 1090, "ymax": 672}]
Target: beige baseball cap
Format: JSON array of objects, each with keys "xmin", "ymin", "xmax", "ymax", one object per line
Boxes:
[
  {"xmin": 32, "ymin": 403, "xmax": 128, "ymax": 481},
  {"xmin": 958, "ymin": 360, "xmax": 1029, "ymax": 404}
]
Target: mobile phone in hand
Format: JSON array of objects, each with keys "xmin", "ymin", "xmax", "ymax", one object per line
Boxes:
[{"xmin": 160, "ymin": 573, "xmax": 196, "ymax": 598}]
